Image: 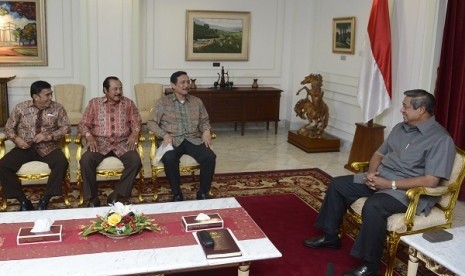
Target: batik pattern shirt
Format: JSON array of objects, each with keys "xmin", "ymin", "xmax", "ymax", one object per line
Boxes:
[
  {"xmin": 4, "ymin": 100, "xmax": 70, "ymax": 157},
  {"xmin": 147, "ymin": 93, "xmax": 211, "ymax": 147},
  {"xmin": 78, "ymin": 96, "xmax": 142, "ymax": 157}
]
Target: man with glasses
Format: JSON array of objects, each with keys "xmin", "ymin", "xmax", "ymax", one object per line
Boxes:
[
  {"xmin": 303, "ymin": 89, "xmax": 456, "ymax": 276},
  {"xmin": 147, "ymin": 71, "xmax": 216, "ymax": 202},
  {"xmin": 0, "ymin": 80, "xmax": 70, "ymax": 211}
]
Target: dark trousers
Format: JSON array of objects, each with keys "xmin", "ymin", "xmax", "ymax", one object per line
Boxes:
[
  {"xmin": 314, "ymin": 175, "xmax": 407, "ymax": 265},
  {"xmin": 0, "ymin": 147, "xmax": 68, "ymax": 199},
  {"xmin": 80, "ymin": 150, "xmax": 142, "ymax": 200},
  {"xmin": 162, "ymin": 140, "xmax": 216, "ymax": 196}
]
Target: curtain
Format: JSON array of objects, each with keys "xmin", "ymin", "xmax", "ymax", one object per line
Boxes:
[{"xmin": 434, "ymin": 0, "xmax": 465, "ymax": 200}]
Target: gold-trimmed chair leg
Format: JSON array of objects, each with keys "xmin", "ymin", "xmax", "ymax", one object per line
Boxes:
[
  {"xmin": 0, "ymin": 189, "xmax": 7, "ymax": 211},
  {"xmin": 152, "ymin": 169, "xmax": 159, "ymax": 202},
  {"xmin": 385, "ymin": 235, "xmax": 401, "ymax": 276},
  {"xmin": 137, "ymin": 168, "xmax": 145, "ymax": 202},
  {"xmin": 76, "ymin": 170, "xmax": 84, "ymax": 206},
  {"xmin": 63, "ymin": 170, "xmax": 71, "ymax": 207}
]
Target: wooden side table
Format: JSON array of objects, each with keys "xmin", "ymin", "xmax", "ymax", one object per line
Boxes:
[
  {"xmin": 0, "ymin": 76, "xmax": 16, "ymax": 127},
  {"xmin": 344, "ymin": 123, "xmax": 385, "ymax": 172}
]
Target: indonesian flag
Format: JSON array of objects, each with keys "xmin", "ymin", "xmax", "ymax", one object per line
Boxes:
[{"xmin": 357, "ymin": 0, "xmax": 392, "ymax": 123}]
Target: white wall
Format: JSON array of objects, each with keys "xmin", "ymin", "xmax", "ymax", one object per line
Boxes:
[
  {"xmin": 288, "ymin": 0, "xmax": 373, "ymax": 147},
  {"xmin": 0, "ymin": 0, "xmax": 447, "ymax": 149},
  {"xmin": 1, "ymin": 0, "xmax": 81, "ymax": 105},
  {"xmin": 1, "ymin": 0, "xmax": 139, "ymax": 106},
  {"xmin": 290, "ymin": 0, "xmax": 447, "ymax": 148},
  {"xmin": 143, "ymin": 0, "xmax": 298, "ymax": 132}
]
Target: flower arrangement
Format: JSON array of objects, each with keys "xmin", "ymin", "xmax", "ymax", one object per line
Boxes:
[{"xmin": 80, "ymin": 202, "xmax": 160, "ymax": 237}]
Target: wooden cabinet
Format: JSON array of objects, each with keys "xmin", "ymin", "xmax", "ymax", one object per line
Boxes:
[
  {"xmin": 0, "ymin": 76, "xmax": 16, "ymax": 127},
  {"xmin": 165, "ymin": 87, "xmax": 282, "ymax": 135}
]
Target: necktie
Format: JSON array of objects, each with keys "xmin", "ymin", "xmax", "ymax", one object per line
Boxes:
[{"xmin": 36, "ymin": 109, "xmax": 44, "ymax": 135}]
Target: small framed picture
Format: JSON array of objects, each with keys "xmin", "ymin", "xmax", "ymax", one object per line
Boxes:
[{"xmin": 332, "ymin": 17, "xmax": 356, "ymax": 54}]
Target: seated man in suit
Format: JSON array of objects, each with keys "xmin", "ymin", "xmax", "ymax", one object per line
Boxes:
[
  {"xmin": 0, "ymin": 80, "xmax": 70, "ymax": 211},
  {"xmin": 147, "ymin": 71, "xmax": 216, "ymax": 201},
  {"xmin": 78, "ymin": 76, "xmax": 142, "ymax": 207},
  {"xmin": 304, "ymin": 89, "xmax": 456, "ymax": 276}
]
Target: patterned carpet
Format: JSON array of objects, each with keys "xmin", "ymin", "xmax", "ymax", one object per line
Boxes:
[
  {"xmin": 2, "ymin": 168, "xmax": 437, "ymax": 275},
  {"xmin": 4, "ymin": 168, "xmax": 331, "ymax": 210}
]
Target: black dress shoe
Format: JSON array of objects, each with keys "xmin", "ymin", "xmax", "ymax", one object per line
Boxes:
[
  {"xmin": 86, "ymin": 197, "xmax": 101, "ymax": 207},
  {"xmin": 343, "ymin": 265, "xmax": 380, "ymax": 276},
  {"xmin": 107, "ymin": 192, "xmax": 119, "ymax": 205},
  {"xmin": 172, "ymin": 194, "xmax": 184, "ymax": 202},
  {"xmin": 196, "ymin": 193, "xmax": 209, "ymax": 200},
  {"xmin": 303, "ymin": 235, "xmax": 341, "ymax": 249},
  {"xmin": 19, "ymin": 199, "xmax": 34, "ymax": 211},
  {"xmin": 37, "ymin": 198, "xmax": 50, "ymax": 210}
]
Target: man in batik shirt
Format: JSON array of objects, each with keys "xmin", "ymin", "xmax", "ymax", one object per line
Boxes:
[
  {"xmin": 147, "ymin": 71, "xmax": 216, "ymax": 202},
  {"xmin": 78, "ymin": 76, "xmax": 142, "ymax": 207},
  {"xmin": 0, "ymin": 80, "xmax": 70, "ymax": 211}
]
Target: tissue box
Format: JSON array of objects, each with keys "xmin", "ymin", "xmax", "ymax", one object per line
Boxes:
[
  {"xmin": 17, "ymin": 225, "xmax": 63, "ymax": 245},
  {"xmin": 182, "ymin": 213, "xmax": 223, "ymax": 232}
]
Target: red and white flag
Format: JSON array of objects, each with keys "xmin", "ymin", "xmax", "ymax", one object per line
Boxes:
[{"xmin": 357, "ymin": 0, "xmax": 392, "ymax": 123}]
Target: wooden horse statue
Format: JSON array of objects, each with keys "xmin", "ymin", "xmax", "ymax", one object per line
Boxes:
[{"xmin": 294, "ymin": 74, "xmax": 329, "ymax": 138}]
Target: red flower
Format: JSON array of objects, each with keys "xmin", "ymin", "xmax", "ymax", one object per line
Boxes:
[{"xmin": 123, "ymin": 215, "xmax": 133, "ymax": 223}]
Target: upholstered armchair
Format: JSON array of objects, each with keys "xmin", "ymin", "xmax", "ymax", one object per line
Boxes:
[
  {"xmin": 53, "ymin": 84, "xmax": 85, "ymax": 125},
  {"xmin": 134, "ymin": 83, "xmax": 164, "ymax": 124},
  {"xmin": 148, "ymin": 132, "xmax": 216, "ymax": 201},
  {"xmin": 0, "ymin": 133, "xmax": 72, "ymax": 211},
  {"xmin": 343, "ymin": 147, "xmax": 465, "ymax": 276},
  {"xmin": 74, "ymin": 134, "xmax": 146, "ymax": 205}
]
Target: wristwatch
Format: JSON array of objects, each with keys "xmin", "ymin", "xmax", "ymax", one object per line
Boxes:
[{"xmin": 391, "ymin": 180, "xmax": 397, "ymax": 190}]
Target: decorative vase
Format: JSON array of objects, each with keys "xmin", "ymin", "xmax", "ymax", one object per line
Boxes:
[{"xmin": 252, "ymin": 79, "xmax": 259, "ymax": 88}]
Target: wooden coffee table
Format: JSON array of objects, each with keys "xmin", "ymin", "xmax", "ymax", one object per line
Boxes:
[{"xmin": 0, "ymin": 198, "xmax": 281, "ymax": 276}]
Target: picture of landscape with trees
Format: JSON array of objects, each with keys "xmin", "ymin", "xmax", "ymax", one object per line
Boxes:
[
  {"xmin": 0, "ymin": 1, "xmax": 38, "ymax": 57},
  {"xmin": 193, "ymin": 17, "xmax": 243, "ymax": 54},
  {"xmin": 186, "ymin": 10, "xmax": 249, "ymax": 61},
  {"xmin": 0, "ymin": 0, "xmax": 46, "ymax": 66}
]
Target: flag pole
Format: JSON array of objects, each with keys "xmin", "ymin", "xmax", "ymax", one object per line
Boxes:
[{"xmin": 346, "ymin": 0, "xmax": 391, "ymax": 172}]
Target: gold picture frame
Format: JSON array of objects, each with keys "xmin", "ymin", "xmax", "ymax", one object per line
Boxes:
[
  {"xmin": 0, "ymin": 0, "xmax": 47, "ymax": 66},
  {"xmin": 185, "ymin": 10, "xmax": 250, "ymax": 61},
  {"xmin": 332, "ymin": 17, "xmax": 356, "ymax": 54}
]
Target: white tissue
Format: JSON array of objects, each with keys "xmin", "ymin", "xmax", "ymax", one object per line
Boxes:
[
  {"xmin": 195, "ymin": 213, "xmax": 211, "ymax": 221},
  {"xmin": 30, "ymin": 218, "xmax": 54, "ymax": 233},
  {"xmin": 154, "ymin": 143, "xmax": 174, "ymax": 163}
]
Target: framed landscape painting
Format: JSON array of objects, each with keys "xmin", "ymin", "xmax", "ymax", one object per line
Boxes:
[
  {"xmin": 332, "ymin": 17, "xmax": 356, "ymax": 54},
  {"xmin": 0, "ymin": 0, "xmax": 47, "ymax": 66},
  {"xmin": 185, "ymin": 10, "xmax": 250, "ymax": 61}
]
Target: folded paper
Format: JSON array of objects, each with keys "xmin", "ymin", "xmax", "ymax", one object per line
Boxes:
[{"xmin": 154, "ymin": 143, "xmax": 174, "ymax": 163}]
